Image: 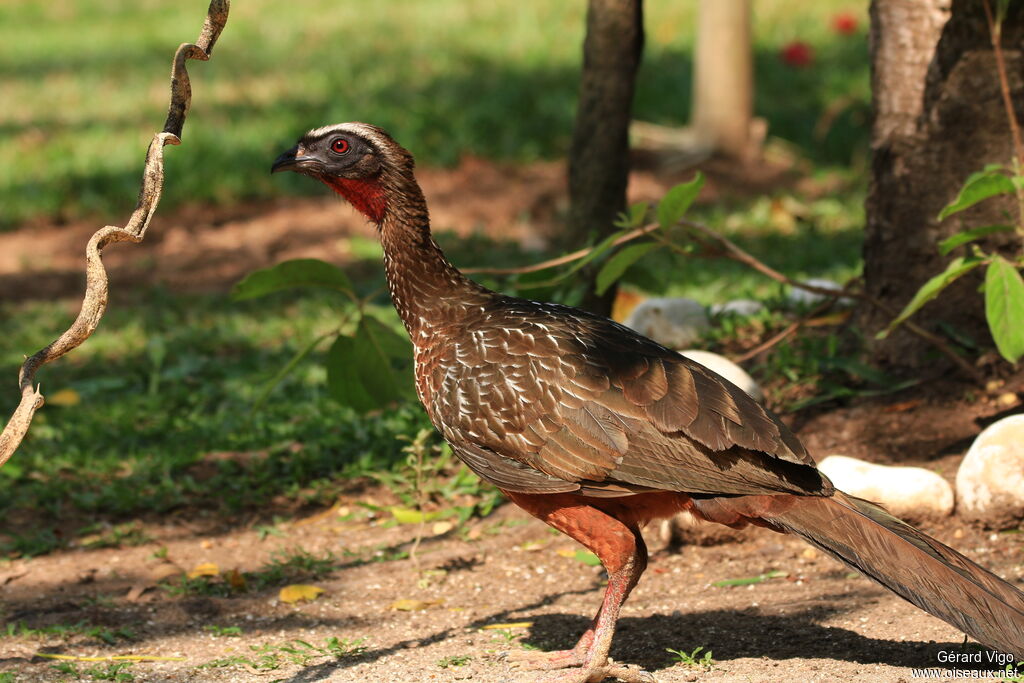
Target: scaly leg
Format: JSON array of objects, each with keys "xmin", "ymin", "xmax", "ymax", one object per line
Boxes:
[{"xmin": 503, "ymin": 492, "xmax": 654, "ymax": 683}]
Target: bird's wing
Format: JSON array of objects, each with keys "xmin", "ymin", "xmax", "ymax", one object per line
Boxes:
[{"xmin": 426, "ymin": 300, "xmax": 829, "ymax": 497}]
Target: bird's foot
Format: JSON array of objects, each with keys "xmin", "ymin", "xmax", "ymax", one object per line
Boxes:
[
  {"xmin": 517, "ymin": 657, "xmax": 656, "ymax": 682},
  {"xmin": 503, "ymin": 648, "xmax": 585, "ymax": 671}
]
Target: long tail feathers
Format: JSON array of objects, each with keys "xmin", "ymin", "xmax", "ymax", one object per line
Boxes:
[{"xmin": 698, "ymin": 492, "xmax": 1024, "ymax": 658}]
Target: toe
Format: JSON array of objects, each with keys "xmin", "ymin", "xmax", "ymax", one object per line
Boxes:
[{"xmin": 505, "ymin": 648, "xmax": 584, "ymax": 671}]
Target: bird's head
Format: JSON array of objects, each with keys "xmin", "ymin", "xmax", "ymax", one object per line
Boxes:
[{"xmin": 271, "ymin": 122, "xmax": 414, "ymax": 225}]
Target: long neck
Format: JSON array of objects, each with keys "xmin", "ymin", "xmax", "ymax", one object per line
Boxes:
[{"xmin": 377, "ymin": 176, "xmax": 485, "ymax": 339}]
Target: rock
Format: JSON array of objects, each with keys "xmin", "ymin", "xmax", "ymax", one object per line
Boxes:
[
  {"xmin": 787, "ymin": 278, "xmax": 851, "ymax": 307},
  {"xmin": 679, "ymin": 349, "xmax": 764, "ymax": 403},
  {"xmin": 818, "ymin": 455, "xmax": 954, "ymax": 522},
  {"xmin": 623, "ymin": 298, "xmax": 710, "ymax": 349},
  {"xmin": 956, "ymin": 415, "xmax": 1024, "ymax": 527},
  {"xmin": 709, "ymin": 299, "xmax": 765, "ymax": 317},
  {"xmin": 658, "ymin": 510, "xmax": 754, "ymax": 548}
]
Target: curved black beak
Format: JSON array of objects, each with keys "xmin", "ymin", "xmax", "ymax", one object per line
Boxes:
[{"xmin": 271, "ymin": 145, "xmax": 319, "ymax": 175}]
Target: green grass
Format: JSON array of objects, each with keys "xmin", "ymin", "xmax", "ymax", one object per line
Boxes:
[
  {"xmin": 0, "ymin": 289, "xmax": 435, "ymax": 556},
  {"xmin": 49, "ymin": 661, "xmax": 135, "ymax": 682},
  {"xmin": 1, "ymin": 0, "xmax": 869, "ymax": 228},
  {"xmin": 199, "ymin": 636, "xmax": 366, "ymax": 671},
  {"xmin": 3, "ymin": 620, "xmax": 135, "ymax": 644}
]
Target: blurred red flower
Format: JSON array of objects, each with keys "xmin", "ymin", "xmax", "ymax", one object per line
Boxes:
[
  {"xmin": 780, "ymin": 41, "xmax": 814, "ymax": 68},
  {"xmin": 833, "ymin": 12, "xmax": 858, "ymax": 35}
]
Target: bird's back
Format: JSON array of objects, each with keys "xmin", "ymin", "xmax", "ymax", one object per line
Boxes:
[{"xmin": 413, "ymin": 291, "xmax": 830, "ymax": 500}]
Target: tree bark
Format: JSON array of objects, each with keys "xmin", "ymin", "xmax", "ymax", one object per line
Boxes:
[
  {"xmin": 567, "ymin": 0, "xmax": 644, "ymax": 316},
  {"xmin": 861, "ymin": 0, "xmax": 1024, "ymax": 370},
  {"xmin": 691, "ymin": 0, "xmax": 754, "ymax": 159}
]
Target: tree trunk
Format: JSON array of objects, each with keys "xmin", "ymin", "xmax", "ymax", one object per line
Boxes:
[
  {"xmin": 691, "ymin": 0, "xmax": 754, "ymax": 159},
  {"xmin": 567, "ymin": 0, "xmax": 644, "ymax": 316},
  {"xmin": 861, "ymin": 0, "xmax": 1024, "ymax": 371}
]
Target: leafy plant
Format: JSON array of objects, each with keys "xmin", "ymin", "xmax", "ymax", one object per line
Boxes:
[
  {"xmin": 372, "ymin": 431, "xmax": 500, "ymax": 519},
  {"xmin": 231, "ymin": 258, "xmax": 414, "ymax": 413},
  {"xmin": 77, "ymin": 521, "xmax": 152, "ymax": 549},
  {"xmin": 203, "ymin": 624, "xmax": 243, "ymax": 637},
  {"xmin": 50, "ymin": 662, "xmax": 79, "ymax": 677},
  {"xmin": 81, "ymin": 662, "xmax": 135, "ymax": 682},
  {"xmin": 878, "ymin": 163, "xmax": 1024, "ymax": 364},
  {"xmin": 438, "ymin": 654, "xmax": 472, "ymax": 668},
  {"xmin": 666, "ymin": 645, "xmax": 714, "ymax": 670}
]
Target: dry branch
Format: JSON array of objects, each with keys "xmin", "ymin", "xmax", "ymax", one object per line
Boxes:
[
  {"xmin": 467, "ymin": 214, "xmax": 981, "ymax": 379},
  {"xmin": 0, "ymin": 0, "xmax": 230, "ymax": 468}
]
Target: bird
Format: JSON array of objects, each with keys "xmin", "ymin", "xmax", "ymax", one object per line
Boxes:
[{"xmin": 272, "ymin": 122, "xmax": 1024, "ymax": 682}]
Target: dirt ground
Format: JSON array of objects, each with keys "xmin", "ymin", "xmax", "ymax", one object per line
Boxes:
[
  {"xmin": 0, "ymin": 456, "xmax": 1021, "ymax": 683},
  {"xmin": 1, "ymin": 160, "xmax": 1023, "ymax": 682}
]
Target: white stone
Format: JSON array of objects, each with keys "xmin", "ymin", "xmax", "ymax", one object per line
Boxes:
[
  {"xmin": 788, "ymin": 278, "xmax": 851, "ymax": 307},
  {"xmin": 956, "ymin": 415, "xmax": 1024, "ymax": 527},
  {"xmin": 818, "ymin": 455, "xmax": 954, "ymax": 521},
  {"xmin": 709, "ymin": 299, "xmax": 765, "ymax": 317},
  {"xmin": 623, "ymin": 298, "xmax": 710, "ymax": 350},
  {"xmin": 679, "ymin": 349, "xmax": 764, "ymax": 404}
]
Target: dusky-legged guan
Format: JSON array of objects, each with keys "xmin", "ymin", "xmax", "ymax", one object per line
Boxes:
[{"xmin": 272, "ymin": 123, "xmax": 1024, "ymax": 683}]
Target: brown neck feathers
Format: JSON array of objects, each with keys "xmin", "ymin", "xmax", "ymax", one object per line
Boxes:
[{"xmin": 376, "ymin": 173, "xmax": 485, "ymax": 340}]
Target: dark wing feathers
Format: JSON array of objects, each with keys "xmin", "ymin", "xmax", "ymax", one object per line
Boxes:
[
  {"xmin": 562, "ymin": 403, "xmax": 630, "ymax": 455},
  {"xmin": 452, "ymin": 441, "xmax": 581, "ymax": 494},
  {"xmin": 426, "ymin": 299, "xmax": 826, "ymax": 497},
  {"xmin": 620, "ymin": 356, "xmax": 669, "ymax": 404},
  {"xmin": 644, "ymin": 362, "xmax": 698, "ymax": 431}
]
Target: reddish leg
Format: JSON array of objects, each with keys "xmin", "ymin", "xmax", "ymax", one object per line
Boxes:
[{"xmin": 503, "ymin": 491, "xmax": 654, "ymax": 683}]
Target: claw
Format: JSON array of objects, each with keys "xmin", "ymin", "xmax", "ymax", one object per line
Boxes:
[
  {"xmin": 602, "ymin": 661, "xmax": 657, "ymax": 682},
  {"xmin": 505, "ymin": 648, "xmax": 585, "ymax": 671},
  {"xmin": 517, "ymin": 657, "xmax": 657, "ymax": 682}
]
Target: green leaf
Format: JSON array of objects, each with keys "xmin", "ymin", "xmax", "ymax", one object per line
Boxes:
[
  {"xmin": 253, "ymin": 330, "xmax": 336, "ymax": 411},
  {"xmin": 231, "ymin": 259, "xmax": 355, "ymax": 301},
  {"xmin": 515, "ymin": 230, "xmax": 626, "ymax": 291},
  {"xmin": 712, "ymin": 570, "xmax": 787, "ymax": 587},
  {"xmin": 389, "ymin": 506, "xmax": 439, "ymax": 524},
  {"xmin": 567, "ymin": 230, "xmax": 626, "ymax": 276},
  {"xmin": 937, "ymin": 224, "xmax": 1015, "ymax": 256},
  {"xmin": 574, "ymin": 550, "xmax": 602, "ymax": 567},
  {"xmin": 595, "ymin": 243, "xmax": 658, "ymax": 295},
  {"xmin": 614, "ymin": 202, "xmax": 649, "ymax": 229},
  {"xmin": 877, "ymin": 256, "xmax": 985, "ymax": 339},
  {"xmin": 985, "ymin": 256, "xmax": 1024, "ymax": 364},
  {"xmin": 938, "ymin": 170, "xmax": 1016, "ymax": 220},
  {"xmin": 657, "ymin": 173, "xmax": 704, "ymax": 230},
  {"xmin": 326, "ymin": 316, "xmax": 414, "ymax": 412}
]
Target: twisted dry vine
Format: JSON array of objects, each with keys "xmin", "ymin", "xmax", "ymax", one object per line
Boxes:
[{"xmin": 0, "ymin": 0, "xmax": 230, "ymax": 468}]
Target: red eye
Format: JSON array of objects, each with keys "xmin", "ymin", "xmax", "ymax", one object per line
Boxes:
[{"xmin": 331, "ymin": 138, "xmax": 350, "ymax": 154}]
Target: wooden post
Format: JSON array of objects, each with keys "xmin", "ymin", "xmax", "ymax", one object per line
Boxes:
[{"xmin": 691, "ymin": 0, "xmax": 753, "ymax": 159}]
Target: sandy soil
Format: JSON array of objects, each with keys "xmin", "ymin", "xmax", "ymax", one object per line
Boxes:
[{"xmin": 0, "ymin": 471, "xmax": 1020, "ymax": 683}]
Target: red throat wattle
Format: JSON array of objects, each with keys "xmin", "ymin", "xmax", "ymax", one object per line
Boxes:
[{"xmin": 324, "ymin": 176, "xmax": 388, "ymax": 224}]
